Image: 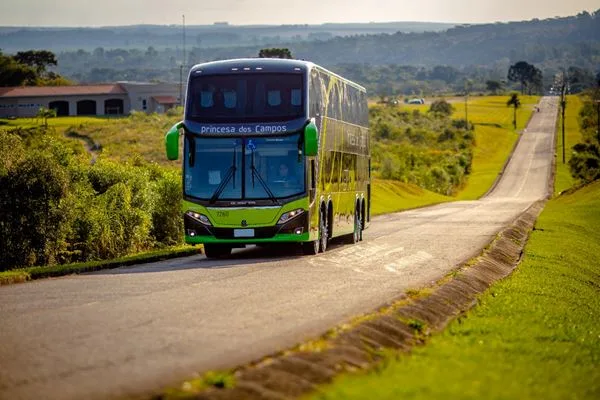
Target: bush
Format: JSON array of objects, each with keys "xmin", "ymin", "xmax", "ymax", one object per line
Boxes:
[
  {"xmin": 428, "ymin": 100, "xmax": 454, "ymax": 116},
  {"xmin": 370, "ymin": 105, "xmax": 473, "ymax": 195},
  {"xmin": 150, "ymin": 170, "xmax": 184, "ymax": 245},
  {"xmin": 166, "ymin": 106, "xmax": 184, "ymax": 117},
  {"xmin": 0, "ymin": 149, "xmax": 71, "ymax": 268},
  {"xmin": 0, "ymin": 129, "xmax": 184, "ymax": 271},
  {"xmin": 569, "ymin": 143, "xmax": 600, "ymax": 182}
]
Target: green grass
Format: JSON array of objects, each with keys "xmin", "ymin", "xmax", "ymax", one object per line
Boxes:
[
  {"xmin": 76, "ymin": 113, "xmax": 181, "ymax": 166},
  {"xmin": 554, "ymin": 95, "xmax": 584, "ymax": 195},
  {"xmin": 307, "ymin": 180, "xmax": 600, "ymax": 400},
  {"xmin": 371, "ymin": 178, "xmax": 451, "ymax": 215},
  {"xmin": 0, "ymin": 246, "xmax": 200, "ymax": 285},
  {"xmin": 1, "ymin": 114, "xmax": 182, "ymax": 167},
  {"xmin": 0, "ymin": 115, "xmax": 118, "ymax": 129}
]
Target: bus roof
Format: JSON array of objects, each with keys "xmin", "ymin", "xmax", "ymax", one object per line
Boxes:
[{"xmin": 188, "ymin": 58, "xmax": 366, "ymax": 92}]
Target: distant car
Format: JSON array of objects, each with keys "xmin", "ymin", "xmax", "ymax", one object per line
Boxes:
[{"xmin": 407, "ymin": 98, "xmax": 425, "ymax": 105}]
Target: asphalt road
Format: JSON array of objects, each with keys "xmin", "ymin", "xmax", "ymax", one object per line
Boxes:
[{"xmin": 0, "ymin": 97, "xmax": 558, "ymax": 400}]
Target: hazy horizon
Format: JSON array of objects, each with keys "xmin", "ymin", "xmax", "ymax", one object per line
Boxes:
[{"xmin": 0, "ymin": 0, "xmax": 598, "ymax": 27}]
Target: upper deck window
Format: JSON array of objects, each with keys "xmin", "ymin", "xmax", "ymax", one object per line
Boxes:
[{"xmin": 187, "ymin": 73, "xmax": 304, "ymax": 123}]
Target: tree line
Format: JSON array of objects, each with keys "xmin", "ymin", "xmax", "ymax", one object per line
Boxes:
[{"xmin": 569, "ymin": 79, "xmax": 600, "ymax": 183}]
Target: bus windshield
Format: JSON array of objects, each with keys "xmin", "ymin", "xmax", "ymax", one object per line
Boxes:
[
  {"xmin": 187, "ymin": 73, "xmax": 304, "ymax": 123},
  {"xmin": 184, "ymin": 134, "xmax": 305, "ymax": 201}
]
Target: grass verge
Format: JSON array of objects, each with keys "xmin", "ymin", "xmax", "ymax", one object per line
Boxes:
[
  {"xmin": 0, "ymin": 246, "xmax": 201, "ymax": 285},
  {"xmin": 307, "ymin": 180, "xmax": 600, "ymax": 400},
  {"xmin": 371, "ymin": 178, "xmax": 451, "ymax": 215}
]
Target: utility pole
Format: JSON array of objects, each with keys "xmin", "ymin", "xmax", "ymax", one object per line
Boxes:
[
  {"xmin": 560, "ymin": 70, "xmax": 567, "ymax": 164},
  {"xmin": 465, "ymin": 93, "xmax": 468, "ymax": 125},
  {"xmin": 464, "ymin": 79, "xmax": 471, "ymax": 128},
  {"xmin": 596, "ymin": 100, "xmax": 600, "ymax": 146},
  {"xmin": 179, "ymin": 65, "xmax": 183, "ymax": 107},
  {"xmin": 561, "ymin": 96, "xmax": 566, "ymax": 164},
  {"xmin": 179, "ymin": 14, "xmax": 186, "ymax": 108}
]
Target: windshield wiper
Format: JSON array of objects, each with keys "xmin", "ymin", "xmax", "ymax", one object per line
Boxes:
[
  {"xmin": 249, "ymin": 146, "xmax": 279, "ymax": 205},
  {"xmin": 209, "ymin": 146, "xmax": 237, "ymax": 204}
]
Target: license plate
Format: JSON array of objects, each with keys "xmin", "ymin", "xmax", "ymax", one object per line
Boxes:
[{"xmin": 234, "ymin": 229, "xmax": 255, "ymax": 238}]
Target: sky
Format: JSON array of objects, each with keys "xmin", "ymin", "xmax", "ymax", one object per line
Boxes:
[{"xmin": 0, "ymin": 0, "xmax": 597, "ymax": 27}]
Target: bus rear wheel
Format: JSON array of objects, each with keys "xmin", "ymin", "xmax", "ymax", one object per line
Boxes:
[
  {"xmin": 203, "ymin": 244, "xmax": 232, "ymax": 258},
  {"xmin": 352, "ymin": 207, "xmax": 362, "ymax": 244}
]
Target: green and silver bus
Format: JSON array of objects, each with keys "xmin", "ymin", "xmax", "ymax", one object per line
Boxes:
[{"xmin": 165, "ymin": 58, "xmax": 370, "ymax": 258}]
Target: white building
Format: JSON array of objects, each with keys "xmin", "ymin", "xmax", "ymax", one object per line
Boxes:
[{"xmin": 0, "ymin": 82, "xmax": 179, "ymax": 118}]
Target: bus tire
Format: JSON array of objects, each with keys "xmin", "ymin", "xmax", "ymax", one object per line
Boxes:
[
  {"xmin": 204, "ymin": 244, "xmax": 231, "ymax": 258},
  {"xmin": 302, "ymin": 239, "xmax": 319, "ymax": 255},
  {"xmin": 319, "ymin": 207, "xmax": 328, "ymax": 253},
  {"xmin": 359, "ymin": 201, "xmax": 364, "ymax": 241},
  {"xmin": 351, "ymin": 206, "xmax": 362, "ymax": 244}
]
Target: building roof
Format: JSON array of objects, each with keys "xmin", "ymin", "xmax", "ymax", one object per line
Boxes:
[
  {"xmin": 152, "ymin": 95, "xmax": 177, "ymax": 104},
  {"xmin": 0, "ymin": 84, "xmax": 127, "ymax": 98}
]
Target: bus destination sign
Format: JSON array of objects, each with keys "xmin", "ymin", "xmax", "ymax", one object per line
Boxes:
[{"xmin": 185, "ymin": 120, "xmax": 307, "ymax": 136}]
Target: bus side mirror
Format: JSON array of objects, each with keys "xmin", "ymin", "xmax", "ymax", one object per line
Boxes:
[
  {"xmin": 304, "ymin": 122, "xmax": 318, "ymax": 157},
  {"xmin": 165, "ymin": 121, "xmax": 183, "ymax": 160}
]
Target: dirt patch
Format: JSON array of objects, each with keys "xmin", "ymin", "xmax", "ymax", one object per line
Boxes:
[
  {"xmin": 65, "ymin": 129, "xmax": 102, "ymax": 163},
  {"xmin": 159, "ymin": 201, "xmax": 545, "ymax": 400}
]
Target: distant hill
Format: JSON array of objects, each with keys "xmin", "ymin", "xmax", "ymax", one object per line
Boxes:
[
  {"xmin": 3, "ymin": 11, "xmax": 597, "ymax": 95},
  {"xmin": 0, "ymin": 21, "xmax": 456, "ymax": 53},
  {"xmin": 202, "ymin": 11, "xmax": 600, "ymax": 71}
]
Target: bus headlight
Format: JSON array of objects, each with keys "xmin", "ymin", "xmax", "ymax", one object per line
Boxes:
[
  {"xmin": 278, "ymin": 208, "xmax": 304, "ymax": 224},
  {"xmin": 186, "ymin": 211, "xmax": 212, "ymax": 226}
]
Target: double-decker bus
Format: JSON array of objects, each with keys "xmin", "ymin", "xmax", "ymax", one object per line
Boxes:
[{"xmin": 165, "ymin": 58, "xmax": 370, "ymax": 258}]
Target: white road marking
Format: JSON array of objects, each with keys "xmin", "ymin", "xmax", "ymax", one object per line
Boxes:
[{"xmin": 384, "ymin": 251, "xmax": 434, "ymax": 274}]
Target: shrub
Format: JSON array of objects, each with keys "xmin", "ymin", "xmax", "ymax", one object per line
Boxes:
[
  {"xmin": 428, "ymin": 99, "xmax": 454, "ymax": 116},
  {"xmin": 0, "ymin": 150, "xmax": 71, "ymax": 268},
  {"xmin": 0, "ymin": 129, "xmax": 184, "ymax": 271},
  {"xmin": 569, "ymin": 143, "xmax": 600, "ymax": 182},
  {"xmin": 150, "ymin": 169, "xmax": 184, "ymax": 245}
]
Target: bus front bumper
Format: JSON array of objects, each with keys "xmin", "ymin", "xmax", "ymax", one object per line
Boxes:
[{"xmin": 184, "ymin": 212, "xmax": 312, "ymax": 244}]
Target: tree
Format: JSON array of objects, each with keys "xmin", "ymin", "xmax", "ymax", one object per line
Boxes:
[
  {"xmin": 13, "ymin": 50, "xmax": 57, "ymax": 75},
  {"xmin": 486, "ymin": 80, "xmax": 503, "ymax": 94},
  {"xmin": 428, "ymin": 99, "xmax": 454, "ymax": 116},
  {"xmin": 37, "ymin": 107, "xmax": 57, "ymax": 128},
  {"xmin": 258, "ymin": 48, "xmax": 293, "ymax": 59},
  {"xmin": 529, "ymin": 67, "xmax": 543, "ymax": 95},
  {"xmin": 507, "ymin": 93, "xmax": 521, "ymax": 129},
  {"xmin": 567, "ymin": 66, "xmax": 596, "ymax": 93},
  {"xmin": 1, "ymin": 49, "xmax": 69, "ymax": 87},
  {"xmin": 507, "ymin": 61, "xmax": 542, "ymax": 95},
  {"xmin": 0, "ymin": 51, "xmax": 36, "ymax": 86},
  {"xmin": 429, "ymin": 65, "xmax": 459, "ymax": 84}
]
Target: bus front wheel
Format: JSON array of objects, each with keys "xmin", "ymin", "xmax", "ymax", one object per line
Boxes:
[
  {"xmin": 203, "ymin": 244, "xmax": 232, "ymax": 259},
  {"xmin": 303, "ymin": 209, "xmax": 328, "ymax": 255},
  {"xmin": 302, "ymin": 238, "xmax": 319, "ymax": 255}
]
